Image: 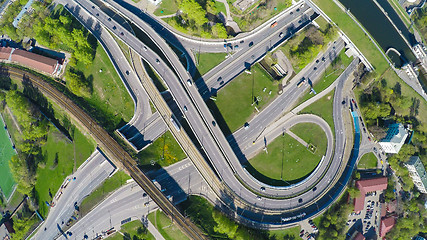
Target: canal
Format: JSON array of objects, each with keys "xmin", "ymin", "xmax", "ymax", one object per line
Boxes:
[{"xmin": 339, "ymin": 0, "xmax": 416, "ymax": 67}]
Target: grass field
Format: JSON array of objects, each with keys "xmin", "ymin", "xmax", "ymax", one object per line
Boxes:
[
  {"xmin": 148, "ymin": 210, "xmax": 189, "ymax": 240},
  {"xmin": 0, "ymin": 116, "xmax": 16, "ymax": 199},
  {"xmin": 137, "ymin": 131, "xmax": 186, "ymax": 170},
  {"xmin": 312, "ymin": 0, "xmax": 389, "ymax": 73},
  {"xmin": 300, "ymin": 90, "xmax": 335, "ymax": 134},
  {"xmin": 358, "ymin": 152, "xmax": 378, "ymax": 169},
  {"xmin": 154, "ymin": 0, "xmax": 179, "ymax": 16},
  {"xmin": 214, "ymin": 1, "xmax": 227, "ymax": 14},
  {"xmin": 299, "ymin": 49, "xmax": 353, "ymax": 103},
  {"xmin": 36, "ymin": 126, "xmax": 95, "ymax": 217},
  {"xmin": 290, "ymin": 123, "xmax": 327, "ymax": 156},
  {"xmin": 194, "ymin": 52, "xmax": 227, "ymax": 79},
  {"xmin": 110, "ymin": 220, "xmax": 155, "ymax": 240},
  {"xmin": 269, "ymin": 226, "xmax": 300, "ymax": 239},
  {"xmin": 79, "ymin": 171, "xmax": 130, "ymax": 216},
  {"xmin": 72, "ymin": 44, "xmax": 134, "ymax": 127},
  {"xmin": 247, "ymin": 133, "xmax": 323, "ymax": 185},
  {"xmin": 213, "ymin": 64, "xmax": 279, "ymax": 133}
]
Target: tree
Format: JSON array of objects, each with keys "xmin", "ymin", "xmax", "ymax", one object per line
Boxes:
[
  {"xmin": 65, "ymin": 71, "xmax": 92, "ymax": 98},
  {"xmin": 212, "ymin": 210, "xmax": 238, "ymax": 238},
  {"xmin": 361, "ymin": 102, "xmax": 391, "ymax": 120},
  {"xmin": 179, "ymin": 0, "xmax": 208, "ymax": 27},
  {"xmin": 9, "ymin": 155, "xmax": 35, "ymax": 195},
  {"xmin": 212, "ymin": 24, "xmax": 228, "ymax": 39},
  {"xmin": 347, "ymin": 187, "xmax": 361, "ymax": 198}
]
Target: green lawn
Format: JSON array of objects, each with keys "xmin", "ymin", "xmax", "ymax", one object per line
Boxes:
[
  {"xmin": 214, "ymin": 1, "xmax": 227, "ymax": 14},
  {"xmin": 137, "ymin": 131, "xmax": 186, "ymax": 170},
  {"xmin": 358, "ymin": 152, "xmax": 378, "ymax": 169},
  {"xmin": 269, "ymin": 226, "xmax": 300, "ymax": 239},
  {"xmin": 79, "ymin": 171, "xmax": 130, "ymax": 216},
  {"xmin": 154, "ymin": 0, "xmax": 179, "ymax": 16},
  {"xmin": 213, "ymin": 64, "xmax": 279, "ymax": 133},
  {"xmin": 312, "ymin": 0, "xmax": 389, "ymax": 73},
  {"xmin": 194, "ymin": 52, "xmax": 227, "ymax": 79},
  {"xmin": 299, "ymin": 49, "xmax": 353, "ymax": 103},
  {"xmin": 110, "ymin": 220, "xmax": 155, "ymax": 240},
  {"xmin": 290, "ymin": 122, "xmax": 327, "ymax": 156},
  {"xmin": 300, "ymin": 90, "xmax": 335, "ymax": 134},
  {"xmin": 36, "ymin": 126, "xmax": 95, "ymax": 217},
  {"xmin": 148, "ymin": 210, "xmax": 189, "ymax": 240},
  {"xmin": 0, "ymin": 116, "xmax": 16, "ymax": 199},
  {"xmin": 72, "ymin": 44, "xmax": 134, "ymax": 126},
  {"xmin": 315, "ymin": 15, "xmax": 329, "ymax": 30},
  {"xmin": 247, "ymin": 133, "xmax": 323, "ymax": 185}
]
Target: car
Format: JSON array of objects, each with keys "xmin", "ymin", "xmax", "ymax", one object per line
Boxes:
[
  {"xmin": 244, "ymin": 122, "xmax": 250, "ymax": 129},
  {"xmin": 249, "ymin": 41, "xmax": 254, "ymax": 47},
  {"xmin": 373, "ymin": 147, "xmax": 377, "ymax": 153},
  {"xmin": 296, "ymin": 8, "xmax": 300, "ymax": 12},
  {"xmin": 223, "ymin": 44, "xmax": 227, "ymax": 48},
  {"xmin": 314, "ymin": 67, "xmax": 317, "ymax": 70},
  {"xmin": 143, "ymin": 46, "xmax": 147, "ymax": 51},
  {"xmin": 120, "ymin": 32, "xmax": 124, "ymax": 36},
  {"xmin": 96, "ymin": 13, "xmax": 99, "ymax": 17},
  {"xmin": 187, "ymin": 79, "xmax": 193, "ymax": 86},
  {"xmin": 220, "ymin": 81, "xmax": 224, "ymax": 85},
  {"xmin": 322, "ymin": 57, "xmax": 326, "ymax": 62},
  {"xmin": 113, "ymin": 26, "xmax": 117, "ymax": 30},
  {"xmin": 108, "ymin": 18, "xmax": 111, "ymax": 21},
  {"xmin": 156, "ymin": 59, "xmax": 160, "ymax": 64},
  {"xmin": 144, "ymin": 202, "xmax": 150, "ymax": 206},
  {"xmin": 125, "ymin": 70, "xmax": 129, "ymax": 75},
  {"xmin": 363, "ymin": 127, "xmax": 366, "ymax": 132},
  {"xmin": 234, "ymin": 45, "xmax": 239, "ymax": 49},
  {"xmin": 290, "ymin": 11, "xmax": 293, "ymax": 15},
  {"xmin": 298, "ymin": 20, "xmax": 302, "ymax": 23},
  {"xmin": 257, "ymin": 196, "xmax": 262, "ymax": 200},
  {"xmin": 212, "ymin": 121, "xmax": 216, "ymax": 126},
  {"xmin": 92, "ymin": 5, "xmax": 95, "ymax": 9},
  {"xmin": 142, "ymin": 193, "xmax": 147, "ymax": 197},
  {"xmin": 217, "ymin": 77, "xmax": 222, "ymax": 82},
  {"xmin": 240, "ymin": 40, "xmax": 244, "ymax": 44},
  {"xmin": 316, "ymin": 59, "xmax": 319, "ymax": 63},
  {"xmin": 298, "ymin": 198, "xmax": 303, "ymax": 203},
  {"xmin": 183, "ymin": 106, "xmax": 188, "ymax": 112},
  {"xmin": 261, "ymin": 187, "xmax": 265, "ymax": 192},
  {"xmin": 279, "ymin": 32, "xmax": 283, "ymax": 38},
  {"xmin": 300, "ymin": 230, "xmax": 304, "ymax": 234},
  {"xmin": 368, "ymin": 136, "xmax": 371, "ymax": 141}
]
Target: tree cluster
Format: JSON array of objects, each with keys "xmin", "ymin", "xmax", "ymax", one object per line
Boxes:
[
  {"xmin": 5, "ymin": 90, "xmax": 48, "ymax": 196},
  {"xmin": 65, "ymin": 69, "xmax": 92, "ymax": 98},
  {"xmin": 33, "ymin": 14, "xmax": 94, "ymax": 66},
  {"xmin": 170, "ymin": 0, "xmax": 228, "ymax": 38},
  {"xmin": 316, "ymin": 192, "xmax": 353, "ymax": 240}
]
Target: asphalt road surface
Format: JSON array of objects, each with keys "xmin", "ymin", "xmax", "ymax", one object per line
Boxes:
[
  {"xmin": 33, "ymin": 149, "xmax": 116, "ymax": 240},
  {"xmin": 57, "ymin": 159, "xmax": 211, "ymax": 240}
]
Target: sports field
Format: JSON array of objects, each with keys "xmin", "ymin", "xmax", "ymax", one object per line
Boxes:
[{"xmin": 0, "ymin": 116, "xmax": 16, "ymax": 199}]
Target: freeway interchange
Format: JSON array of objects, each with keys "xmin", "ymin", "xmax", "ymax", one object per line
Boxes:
[{"xmin": 37, "ymin": 0, "xmax": 371, "ymax": 237}]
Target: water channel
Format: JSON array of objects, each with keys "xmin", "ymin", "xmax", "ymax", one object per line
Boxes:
[{"xmin": 339, "ymin": 0, "xmax": 416, "ymax": 67}]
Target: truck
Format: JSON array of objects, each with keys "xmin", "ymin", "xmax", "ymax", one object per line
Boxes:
[
  {"xmin": 270, "ymin": 21, "xmax": 278, "ymax": 28},
  {"xmin": 297, "ymin": 77, "xmax": 306, "ymax": 88}
]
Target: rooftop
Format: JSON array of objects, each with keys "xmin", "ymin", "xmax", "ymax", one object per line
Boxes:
[
  {"xmin": 380, "ymin": 123, "xmax": 407, "ymax": 144},
  {"xmin": 354, "ymin": 177, "xmax": 388, "ymax": 212},
  {"xmin": 10, "ymin": 49, "xmax": 58, "ymax": 74},
  {"xmin": 380, "ymin": 216, "xmax": 395, "ymax": 237},
  {"xmin": 0, "ymin": 47, "xmax": 11, "ymax": 60},
  {"xmin": 406, "ymin": 156, "xmax": 427, "ymax": 189}
]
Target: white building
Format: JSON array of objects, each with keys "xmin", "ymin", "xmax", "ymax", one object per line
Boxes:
[
  {"xmin": 379, "ymin": 123, "xmax": 408, "ymax": 154},
  {"xmin": 405, "ymin": 156, "xmax": 427, "ymax": 194}
]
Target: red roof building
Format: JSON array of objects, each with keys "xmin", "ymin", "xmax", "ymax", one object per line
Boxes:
[
  {"xmin": 353, "ymin": 232, "xmax": 365, "ymax": 240},
  {"xmin": 0, "ymin": 47, "xmax": 12, "ymax": 60},
  {"xmin": 354, "ymin": 177, "xmax": 388, "ymax": 212},
  {"xmin": 10, "ymin": 49, "xmax": 59, "ymax": 74},
  {"xmin": 380, "ymin": 216, "xmax": 395, "ymax": 237}
]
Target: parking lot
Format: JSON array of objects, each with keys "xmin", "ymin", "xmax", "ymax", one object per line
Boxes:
[
  {"xmin": 346, "ymin": 191, "xmax": 381, "ymax": 237},
  {"xmin": 299, "ymin": 219, "xmax": 318, "ymax": 239}
]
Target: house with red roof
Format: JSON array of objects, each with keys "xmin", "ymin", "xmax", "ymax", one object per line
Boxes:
[
  {"xmin": 354, "ymin": 177, "xmax": 388, "ymax": 212},
  {"xmin": 0, "ymin": 47, "xmax": 61, "ymax": 75},
  {"xmin": 380, "ymin": 216, "xmax": 395, "ymax": 238},
  {"xmin": 353, "ymin": 232, "xmax": 365, "ymax": 240}
]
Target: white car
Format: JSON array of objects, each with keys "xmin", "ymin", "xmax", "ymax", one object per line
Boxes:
[{"xmin": 187, "ymin": 79, "xmax": 193, "ymax": 86}]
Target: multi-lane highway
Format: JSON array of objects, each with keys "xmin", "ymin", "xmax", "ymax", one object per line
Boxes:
[
  {"xmin": 33, "ymin": 149, "xmax": 116, "ymax": 240},
  {"xmin": 65, "ymin": 0, "xmax": 363, "ymax": 226},
  {"xmin": 57, "ymin": 159, "xmax": 212, "ymax": 240}
]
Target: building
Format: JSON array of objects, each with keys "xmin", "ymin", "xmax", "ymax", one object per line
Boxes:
[
  {"xmin": 379, "ymin": 123, "xmax": 408, "ymax": 154},
  {"xmin": 405, "ymin": 156, "xmax": 427, "ymax": 194},
  {"xmin": 380, "ymin": 216, "xmax": 395, "ymax": 238},
  {"xmin": 354, "ymin": 177, "xmax": 388, "ymax": 212},
  {"xmin": 353, "ymin": 232, "xmax": 365, "ymax": 240},
  {"xmin": 413, "ymin": 236, "xmax": 426, "ymax": 240},
  {"xmin": 0, "ymin": 47, "xmax": 60, "ymax": 75}
]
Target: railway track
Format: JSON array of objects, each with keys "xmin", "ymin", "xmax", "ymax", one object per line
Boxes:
[{"xmin": 4, "ymin": 66, "xmax": 206, "ymax": 240}]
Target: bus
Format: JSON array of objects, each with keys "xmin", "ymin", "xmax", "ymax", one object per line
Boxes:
[
  {"xmin": 170, "ymin": 116, "xmax": 181, "ymax": 132},
  {"xmin": 297, "ymin": 77, "xmax": 306, "ymax": 88}
]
